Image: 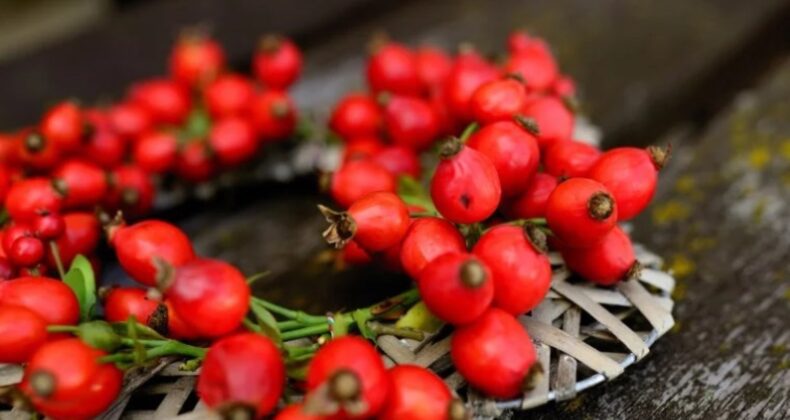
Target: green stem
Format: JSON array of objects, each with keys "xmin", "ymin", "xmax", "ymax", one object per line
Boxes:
[
  {"xmin": 243, "ymin": 318, "xmax": 261, "ymax": 333},
  {"xmin": 251, "ymin": 298, "xmax": 327, "ymax": 324},
  {"xmin": 47, "ymin": 325, "xmax": 78, "ymax": 333},
  {"xmin": 459, "ymin": 122, "xmax": 479, "ymax": 143},
  {"xmin": 49, "ymin": 241, "xmax": 66, "ymax": 280},
  {"xmin": 281, "ymin": 324, "xmax": 331, "ymax": 341},
  {"xmin": 367, "ymin": 322, "xmax": 425, "ymax": 341}
]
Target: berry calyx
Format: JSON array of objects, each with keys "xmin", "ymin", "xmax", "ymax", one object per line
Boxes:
[
  {"xmin": 319, "ymin": 191, "xmax": 409, "ymax": 252},
  {"xmin": 418, "ymin": 253, "xmax": 494, "ymax": 325},
  {"xmin": 546, "ymin": 178, "xmax": 618, "ymax": 247}
]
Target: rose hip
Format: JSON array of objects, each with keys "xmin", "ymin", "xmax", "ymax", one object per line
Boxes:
[
  {"xmin": 430, "ymin": 138, "xmax": 502, "ymax": 223},
  {"xmin": 103, "ymin": 287, "xmax": 164, "ymax": 329},
  {"xmin": 106, "ymin": 165, "xmax": 155, "ymax": 217},
  {"xmin": 82, "ymin": 110, "xmax": 128, "ymax": 169},
  {"xmin": 175, "ymin": 140, "xmax": 216, "ymax": 183},
  {"xmin": 443, "ymin": 51, "xmax": 500, "ymax": 122},
  {"xmin": 132, "ymin": 130, "xmax": 179, "ymax": 174},
  {"xmin": 560, "ymin": 225, "xmax": 639, "ymax": 286},
  {"xmin": 129, "ymin": 78, "xmax": 191, "ymax": 125},
  {"xmin": 342, "ymin": 136, "xmax": 385, "ymax": 162},
  {"xmin": 366, "ymin": 41, "xmax": 421, "ymax": 96},
  {"xmin": 451, "ymin": 308, "xmax": 538, "ymax": 398},
  {"xmin": 399, "ymin": 217, "xmax": 466, "ymax": 279},
  {"xmin": 467, "ymin": 120, "xmax": 541, "ymax": 197},
  {"xmin": 40, "ymin": 101, "xmax": 85, "ymax": 153},
  {"xmin": 46, "ymin": 212, "xmax": 100, "ymax": 268},
  {"xmin": 520, "ymin": 96, "xmax": 574, "ymax": 149},
  {"xmin": 52, "ymin": 159, "xmax": 108, "ymax": 209},
  {"xmin": 253, "ymin": 35, "xmax": 303, "ymax": 89},
  {"xmin": 379, "ymin": 365, "xmax": 464, "ymax": 420},
  {"xmin": 18, "ymin": 130, "xmax": 61, "ymax": 170},
  {"xmin": 10, "ymin": 236, "xmax": 45, "ymax": 267},
  {"xmin": 329, "ymin": 160, "xmax": 396, "ymax": 208},
  {"xmin": 543, "ymin": 140, "xmax": 601, "ymax": 178},
  {"xmin": 545, "ymin": 178, "xmax": 617, "ymax": 247},
  {"xmin": 169, "ymin": 33, "xmax": 225, "ymax": 87},
  {"xmin": 0, "ymin": 276, "xmax": 80, "ymax": 325},
  {"xmin": 320, "ymin": 191, "xmax": 409, "ymax": 252},
  {"xmin": 5, "ymin": 178, "xmax": 62, "ymax": 222},
  {"xmin": 208, "ymin": 116, "xmax": 259, "ymax": 166},
  {"xmin": 415, "ymin": 46, "xmax": 452, "ymax": 90},
  {"xmin": 372, "ymin": 145, "xmax": 422, "ymax": 179},
  {"xmin": 381, "ymin": 94, "xmax": 440, "ymax": 151},
  {"xmin": 107, "ymin": 101, "xmax": 152, "ymax": 139},
  {"xmin": 203, "ymin": 73, "xmax": 255, "ymax": 118},
  {"xmin": 501, "ymin": 173, "xmax": 559, "ymax": 219},
  {"xmin": 418, "ymin": 253, "xmax": 494, "ymax": 325},
  {"xmin": 472, "ymin": 225, "xmax": 552, "ymax": 315},
  {"xmin": 249, "ymin": 90, "xmax": 297, "ymax": 142},
  {"xmin": 33, "ymin": 213, "xmax": 65, "ymax": 240},
  {"xmin": 341, "ymin": 240, "xmax": 372, "ymax": 267},
  {"xmin": 470, "ymin": 78, "xmax": 528, "ymax": 124},
  {"xmin": 274, "ymin": 404, "xmax": 323, "ymax": 420},
  {"xmin": 329, "ymin": 94, "xmax": 382, "ymax": 140},
  {"xmin": 502, "ymin": 40, "xmax": 558, "ymax": 92},
  {"xmin": 0, "ymin": 304, "xmax": 48, "ymax": 363},
  {"xmin": 198, "ymin": 333, "xmax": 285, "ymax": 417}
]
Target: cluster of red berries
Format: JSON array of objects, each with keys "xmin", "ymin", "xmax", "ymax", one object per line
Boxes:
[{"xmin": 320, "ymin": 31, "xmax": 669, "ymax": 400}]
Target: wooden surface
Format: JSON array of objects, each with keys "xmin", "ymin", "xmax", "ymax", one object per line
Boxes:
[{"xmin": 1, "ymin": 0, "xmax": 789, "ymax": 418}]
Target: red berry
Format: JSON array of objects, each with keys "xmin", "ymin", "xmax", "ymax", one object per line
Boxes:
[
  {"xmin": 108, "ymin": 219, "xmax": 195, "ymax": 287},
  {"xmin": 381, "ymin": 95, "xmax": 440, "ymax": 151},
  {"xmin": 132, "ymin": 130, "xmax": 179, "ymax": 174},
  {"xmin": 175, "ymin": 140, "xmax": 216, "ymax": 183},
  {"xmin": 543, "ymin": 140, "xmax": 601, "ymax": 178},
  {"xmin": 129, "ymin": 78, "xmax": 191, "ymax": 125},
  {"xmin": 52, "ymin": 159, "xmax": 108, "ymax": 209},
  {"xmin": 500, "ymin": 173, "xmax": 558, "ymax": 219},
  {"xmin": 107, "ymin": 101, "xmax": 152, "ymax": 139},
  {"xmin": 106, "ymin": 165, "xmax": 155, "ymax": 217},
  {"xmin": 443, "ymin": 51, "xmax": 499, "ymax": 122},
  {"xmin": 164, "ymin": 258, "xmax": 250, "ymax": 338},
  {"xmin": 249, "ymin": 90, "xmax": 297, "ymax": 142},
  {"xmin": 0, "ymin": 257, "xmax": 16, "ymax": 280},
  {"xmin": 415, "ymin": 46, "xmax": 453, "ymax": 90},
  {"xmin": 5, "ymin": 178, "xmax": 62, "ymax": 222},
  {"xmin": 502, "ymin": 41, "xmax": 558, "ymax": 92},
  {"xmin": 379, "ymin": 365, "xmax": 461, "ymax": 420},
  {"xmin": 306, "ymin": 336, "xmax": 390, "ymax": 419},
  {"xmin": 0, "ymin": 165, "xmax": 13, "ymax": 204},
  {"xmin": 40, "ymin": 101, "xmax": 85, "ymax": 153},
  {"xmin": 20, "ymin": 338, "xmax": 123, "ymax": 420},
  {"xmin": 451, "ymin": 308, "xmax": 538, "ymax": 398},
  {"xmin": 321, "ymin": 191, "xmax": 409, "ymax": 252},
  {"xmin": 329, "ymin": 94, "xmax": 382, "ymax": 140},
  {"xmin": 342, "ymin": 136, "xmax": 385, "ymax": 162},
  {"xmin": 47, "ymin": 212, "xmax": 100, "ymax": 268},
  {"xmin": 560, "ymin": 225, "xmax": 637, "ymax": 286},
  {"xmin": 418, "ymin": 253, "xmax": 494, "ymax": 325},
  {"xmin": 82, "ymin": 109, "xmax": 128, "ymax": 169},
  {"xmin": 198, "ymin": 333, "xmax": 285, "ymax": 417},
  {"xmin": 208, "ymin": 116, "xmax": 259, "ymax": 166},
  {"xmin": 10, "ymin": 236, "xmax": 45, "ymax": 267},
  {"xmin": 3, "ymin": 223, "xmax": 33, "ymax": 257},
  {"xmin": 0, "ymin": 276, "xmax": 80, "ymax": 325},
  {"xmin": 588, "ymin": 146, "xmax": 668, "ymax": 220},
  {"xmin": 467, "ymin": 120, "xmax": 541, "ymax": 197},
  {"xmin": 399, "ymin": 217, "xmax": 466, "ymax": 279},
  {"xmin": 472, "ymin": 225, "xmax": 552, "ymax": 315},
  {"xmin": 253, "ymin": 35, "xmax": 303, "ymax": 89},
  {"xmin": 103, "ymin": 287, "xmax": 163, "ymax": 327},
  {"xmin": 366, "ymin": 42, "xmax": 421, "ymax": 96},
  {"xmin": 545, "ymin": 178, "xmax": 618, "ymax": 247},
  {"xmin": 430, "ymin": 138, "xmax": 502, "ymax": 224},
  {"xmin": 204, "ymin": 73, "xmax": 255, "ymax": 118},
  {"xmin": 521, "ymin": 96, "xmax": 574, "ymax": 149},
  {"xmin": 164, "ymin": 299, "xmax": 200, "ymax": 341},
  {"xmin": 552, "ymin": 74, "xmax": 576, "ymax": 98},
  {"xmin": 506, "ymin": 30, "xmax": 534, "ymax": 54},
  {"xmin": 329, "ymin": 160, "xmax": 396, "ymax": 208},
  {"xmin": 0, "ymin": 304, "xmax": 48, "ymax": 363},
  {"xmin": 377, "ymin": 238, "xmax": 405, "ymax": 272},
  {"xmin": 341, "ymin": 240, "xmax": 372, "ymax": 267},
  {"xmin": 372, "ymin": 145, "xmax": 421, "ymax": 178},
  {"xmin": 169, "ymin": 34, "xmax": 225, "ymax": 87},
  {"xmin": 470, "ymin": 78, "xmax": 528, "ymax": 124},
  {"xmin": 274, "ymin": 404, "xmax": 323, "ymax": 420},
  {"xmin": 17, "ymin": 130, "xmax": 61, "ymax": 170}
]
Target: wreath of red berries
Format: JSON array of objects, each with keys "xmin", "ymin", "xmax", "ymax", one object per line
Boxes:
[{"xmin": 0, "ymin": 29, "xmax": 671, "ymax": 420}]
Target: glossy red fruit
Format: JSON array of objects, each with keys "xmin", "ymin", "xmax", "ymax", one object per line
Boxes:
[
  {"xmin": 588, "ymin": 146, "xmax": 668, "ymax": 221},
  {"xmin": 33, "ymin": 214, "xmax": 66, "ymax": 240},
  {"xmin": 0, "ymin": 258, "xmax": 16, "ymax": 280},
  {"xmin": 204, "ymin": 73, "xmax": 255, "ymax": 118},
  {"xmin": 330, "ymin": 94, "xmax": 382, "ymax": 140},
  {"xmin": 452, "ymin": 308, "xmax": 538, "ymax": 398},
  {"xmin": 108, "ymin": 219, "xmax": 195, "ymax": 287},
  {"xmin": 506, "ymin": 30, "xmax": 534, "ymax": 53},
  {"xmin": 5, "ymin": 178, "xmax": 62, "ymax": 222},
  {"xmin": 47, "ymin": 212, "xmax": 100, "ymax": 268},
  {"xmin": 467, "ymin": 120, "xmax": 540, "ymax": 197},
  {"xmin": 418, "ymin": 253, "xmax": 494, "ymax": 325},
  {"xmin": 381, "ymin": 95, "xmax": 440, "ymax": 151},
  {"xmin": 208, "ymin": 116, "xmax": 258, "ymax": 166},
  {"xmin": 430, "ymin": 138, "xmax": 502, "ymax": 223},
  {"xmin": 164, "ymin": 299, "xmax": 200, "ymax": 340},
  {"xmin": 443, "ymin": 51, "xmax": 499, "ymax": 122},
  {"xmin": 3, "ymin": 224, "xmax": 32, "ymax": 257},
  {"xmin": 82, "ymin": 109, "xmax": 128, "ymax": 169},
  {"xmin": 470, "ymin": 78, "xmax": 528, "ymax": 124},
  {"xmin": 108, "ymin": 101, "xmax": 152, "ymax": 139},
  {"xmin": 473, "ymin": 225, "xmax": 552, "ymax": 314},
  {"xmin": 17, "ymin": 130, "xmax": 61, "ymax": 170},
  {"xmin": 321, "ymin": 191, "xmax": 409, "ymax": 252},
  {"xmin": 106, "ymin": 165, "xmax": 155, "ymax": 217},
  {"xmin": 400, "ymin": 217, "xmax": 466, "ymax": 279},
  {"xmin": 133, "ymin": 130, "xmax": 179, "ymax": 174},
  {"xmin": 40, "ymin": 101, "xmax": 85, "ymax": 153},
  {"xmin": 342, "ymin": 136, "xmax": 385, "ymax": 162},
  {"xmin": 0, "ymin": 165, "xmax": 13, "ymax": 204},
  {"xmin": 560, "ymin": 225, "xmax": 638, "ymax": 286},
  {"xmin": 169, "ymin": 34, "xmax": 225, "ymax": 87},
  {"xmin": 165, "ymin": 258, "xmax": 250, "ymax": 338},
  {"xmin": 341, "ymin": 240, "xmax": 372, "ymax": 266},
  {"xmin": 306, "ymin": 336, "xmax": 390, "ymax": 419},
  {"xmin": 372, "ymin": 145, "xmax": 421, "ymax": 178},
  {"xmin": 52, "ymin": 159, "xmax": 108, "ymax": 209},
  {"xmin": 253, "ymin": 35, "xmax": 303, "ymax": 89},
  {"xmin": 545, "ymin": 178, "xmax": 617, "ymax": 247},
  {"xmin": 0, "ymin": 276, "xmax": 80, "ymax": 325},
  {"xmin": 543, "ymin": 140, "xmax": 601, "ymax": 178},
  {"xmin": 103, "ymin": 287, "xmax": 163, "ymax": 327},
  {"xmin": 367, "ymin": 42, "xmax": 421, "ymax": 96},
  {"xmin": 380, "ymin": 365, "xmax": 463, "ymax": 420},
  {"xmin": 198, "ymin": 333, "xmax": 285, "ymax": 417},
  {"xmin": 129, "ymin": 78, "xmax": 191, "ymax": 125},
  {"xmin": 521, "ymin": 97, "xmax": 574, "ymax": 149},
  {"xmin": 501, "ymin": 173, "xmax": 559, "ymax": 219},
  {"xmin": 0, "ymin": 304, "xmax": 48, "ymax": 363},
  {"xmin": 274, "ymin": 404, "xmax": 323, "ymax": 420},
  {"xmin": 329, "ymin": 160, "xmax": 396, "ymax": 208},
  {"xmin": 249, "ymin": 90, "xmax": 297, "ymax": 142},
  {"xmin": 502, "ymin": 40, "xmax": 558, "ymax": 92},
  {"xmin": 20, "ymin": 338, "xmax": 123, "ymax": 420},
  {"xmin": 175, "ymin": 140, "xmax": 216, "ymax": 183},
  {"xmin": 552, "ymin": 74, "xmax": 576, "ymax": 98},
  {"xmin": 415, "ymin": 46, "xmax": 453, "ymax": 90},
  {"xmin": 10, "ymin": 236, "xmax": 45, "ymax": 267}
]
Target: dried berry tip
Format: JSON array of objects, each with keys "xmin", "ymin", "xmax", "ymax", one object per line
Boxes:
[
  {"xmin": 647, "ymin": 144, "xmax": 671, "ymax": 170},
  {"xmin": 587, "ymin": 192, "xmax": 614, "ymax": 220},
  {"xmin": 460, "ymin": 259, "xmax": 487, "ymax": 288},
  {"xmin": 329, "ymin": 369, "xmax": 361, "ymax": 401},
  {"xmin": 259, "ymin": 34, "xmax": 283, "ymax": 54},
  {"xmin": 522, "ymin": 362, "xmax": 544, "ymax": 391},
  {"xmin": 25, "ymin": 132, "xmax": 45, "ymax": 152},
  {"xmin": 29, "ymin": 370, "xmax": 56, "ymax": 398},
  {"xmin": 448, "ymin": 399, "xmax": 469, "ymax": 420},
  {"xmin": 218, "ymin": 403, "xmax": 256, "ymax": 420},
  {"xmin": 514, "ymin": 115, "xmax": 540, "ymax": 135},
  {"xmin": 525, "ymin": 224, "xmax": 549, "ymax": 254},
  {"xmin": 438, "ymin": 137, "xmax": 463, "ymax": 159},
  {"xmin": 626, "ymin": 260, "xmax": 643, "ymax": 281},
  {"xmin": 318, "ymin": 205, "xmax": 357, "ymax": 249}
]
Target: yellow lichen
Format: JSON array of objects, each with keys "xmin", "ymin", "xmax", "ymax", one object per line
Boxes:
[
  {"xmin": 651, "ymin": 200, "xmax": 691, "ymax": 225},
  {"xmin": 674, "ymin": 175, "xmax": 696, "ymax": 194},
  {"xmin": 747, "ymin": 146, "xmax": 771, "ymax": 170},
  {"xmin": 671, "ymin": 321, "xmax": 683, "ymax": 333},
  {"xmin": 780, "ymin": 139, "xmax": 790, "ymax": 160},
  {"xmin": 667, "ymin": 254, "xmax": 696, "ymax": 278},
  {"xmin": 769, "ymin": 344, "xmax": 787, "ymax": 356},
  {"xmin": 688, "ymin": 236, "xmax": 716, "ymax": 253}
]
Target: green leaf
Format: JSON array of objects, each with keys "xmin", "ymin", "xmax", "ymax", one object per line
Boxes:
[
  {"xmin": 251, "ymin": 301, "xmax": 282, "ymax": 345},
  {"xmin": 63, "ymin": 254, "xmax": 97, "ymax": 322},
  {"xmin": 397, "ymin": 176, "xmax": 438, "ymax": 215},
  {"xmin": 395, "ymin": 302, "xmax": 444, "ymax": 333}
]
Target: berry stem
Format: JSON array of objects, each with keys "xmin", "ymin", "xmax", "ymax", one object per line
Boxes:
[
  {"xmin": 48, "ymin": 241, "xmax": 66, "ymax": 280},
  {"xmin": 46, "ymin": 325, "xmax": 79, "ymax": 333},
  {"xmin": 366, "ymin": 321, "xmax": 424, "ymax": 340},
  {"xmin": 281, "ymin": 324, "xmax": 331, "ymax": 341},
  {"xmin": 459, "ymin": 122, "xmax": 479, "ymax": 143},
  {"xmin": 251, "ymin": 297, "xmax": 328, "ymax": 324}
]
